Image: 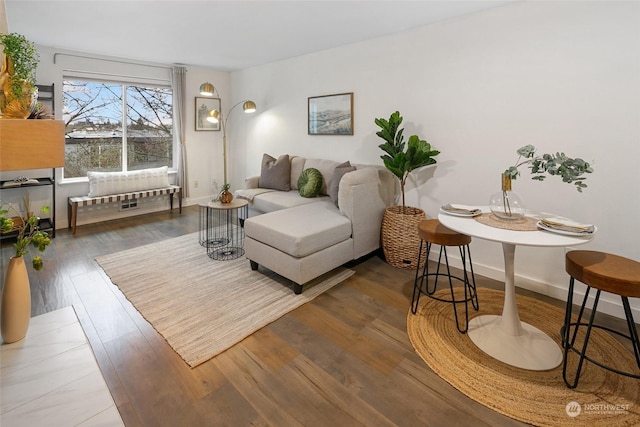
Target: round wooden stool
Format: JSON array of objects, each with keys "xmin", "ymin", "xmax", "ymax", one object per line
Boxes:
[
  {"xmin": 410, "ymin": 219, "xmax": 479, "ymax": 333},
  {"xmin": 562, "ymin": 250, "xmax": 640, "ymax": 388}
]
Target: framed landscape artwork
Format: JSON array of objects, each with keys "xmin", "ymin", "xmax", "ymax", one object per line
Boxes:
[
  {"xmin": 308, "ymin": 92, "xmax": 354, "ymax": 135},
  {"xmin": 195, "ymin": 97, "xmax": 221, "ymax": 131}
]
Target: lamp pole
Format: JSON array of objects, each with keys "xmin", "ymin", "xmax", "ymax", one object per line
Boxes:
[
  {"xmin": 199, "ymin": 82, "xmax": 256, "ymax": 187},
  {"xmin": 219, "ymin": 100, "xmax": 254, "ymax": 185}
]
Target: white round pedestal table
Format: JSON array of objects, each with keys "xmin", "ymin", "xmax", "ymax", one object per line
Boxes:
[{"xmin": 438, "ymin": 208, "xmax": 594, "ymax": 371}]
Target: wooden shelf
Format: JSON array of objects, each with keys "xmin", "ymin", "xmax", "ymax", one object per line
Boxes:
[{"xmin": 0, "ymin": 119, "xmax": 65, "ymax": 171}]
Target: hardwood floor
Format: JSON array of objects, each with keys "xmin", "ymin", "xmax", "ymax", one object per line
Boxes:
[{"xmin": 1, "ymin": 206, "xmax": 634, "ymax": 426}]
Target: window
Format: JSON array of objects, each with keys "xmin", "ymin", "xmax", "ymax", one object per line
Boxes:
[{"xmin": 62, "ymin": 79, "xmax": 173, "ymax": 179}]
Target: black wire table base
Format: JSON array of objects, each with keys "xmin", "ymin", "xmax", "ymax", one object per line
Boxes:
[
  {"xmin": 208, "ymin": 247, "xmax": 245, "ymax": 261},
  {"xmin": 199, "ymin": 200, "xmax": 248, "ymax": 262},
  {"xmin": 200, "ymin": 237, "xmax": 230, "ymax": 248}
]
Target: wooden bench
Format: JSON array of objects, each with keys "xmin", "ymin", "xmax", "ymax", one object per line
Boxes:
[{"xmin": 68, "ymin": 185, "xmax": 182, "ymax": 235}]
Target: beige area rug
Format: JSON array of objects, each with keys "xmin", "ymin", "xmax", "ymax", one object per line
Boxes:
[
  {"xmin": 96, "ymin": 232, "xmax": 354, "ymax": 367},
  {"xmin": 407, "ymin": 288, "xmax": 640, "ymax": 427}
]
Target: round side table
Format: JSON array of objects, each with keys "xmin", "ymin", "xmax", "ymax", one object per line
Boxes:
[{"xmin": 199, "ymin": 199, "xmax": 249, "ymax": 261}]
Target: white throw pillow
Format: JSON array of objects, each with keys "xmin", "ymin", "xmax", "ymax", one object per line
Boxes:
[{"xmin": 88, "ymin": 166, "xmax": 170, "ymax": 197}]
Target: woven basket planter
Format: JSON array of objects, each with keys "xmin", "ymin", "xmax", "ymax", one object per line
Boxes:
[{"xmin": 381, "ymin": 205, "xmax": 426, "ymax": 270}]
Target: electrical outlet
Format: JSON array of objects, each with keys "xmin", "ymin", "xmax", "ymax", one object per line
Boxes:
[{"xmin": 193, "ymin": 180, "xmax": 199, "ymax": 188}]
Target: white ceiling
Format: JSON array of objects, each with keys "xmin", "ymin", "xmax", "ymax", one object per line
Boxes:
[{"xmin": 5, "ymin": 0, "xmax": 515, "ymax": 71}]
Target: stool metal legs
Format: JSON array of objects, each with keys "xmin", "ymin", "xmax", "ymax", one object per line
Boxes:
[
  {"xmin": 561, "ymin": 277, "xmax": 640, "ymax": 388},
  {"xmin": 411, "ymin": 240, "xmax": 479, "ymax": 333}
]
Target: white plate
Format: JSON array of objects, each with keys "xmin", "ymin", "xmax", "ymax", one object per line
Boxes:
[
  {"xmin": 439, "ymin": 207, "xmax": 482, "ymax": 218},
  {"xmin": 537, "ymin": 221, "xmax": 596, "ymax": 237}
]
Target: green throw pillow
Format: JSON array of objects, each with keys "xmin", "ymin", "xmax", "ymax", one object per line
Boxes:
[{"xmin": 298, "ymin": 168, "xmax": 323, "ymax": 198}]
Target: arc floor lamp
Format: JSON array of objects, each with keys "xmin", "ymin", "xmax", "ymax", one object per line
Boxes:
[{"xmin": 199, "ymin": 82, "xmax": 256, "ymax": 186}]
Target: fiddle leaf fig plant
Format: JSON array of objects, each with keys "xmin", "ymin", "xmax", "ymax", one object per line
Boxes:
[
  {"xmin": 375, "ymin": 111, "xmax": 440, "ymax": 207},
  {"xmin": 505, "ymin": 145, "xmax": 593, "ymax": 192}
]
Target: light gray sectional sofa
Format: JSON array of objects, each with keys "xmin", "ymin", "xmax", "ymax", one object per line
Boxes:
[{"xmin": 236, "ymin": 154, "xmax": 395, "ymax": 294}]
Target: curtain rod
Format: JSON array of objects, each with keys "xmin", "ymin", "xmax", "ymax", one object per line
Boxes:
[{"xmin": 54, "ymin": 52, "xmax": 171, "ymax": 70}]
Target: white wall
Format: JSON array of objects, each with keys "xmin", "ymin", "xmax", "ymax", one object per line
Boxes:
[{"xmin": 231, "ymin": 1, "xmax": 640, "ymax": 317}]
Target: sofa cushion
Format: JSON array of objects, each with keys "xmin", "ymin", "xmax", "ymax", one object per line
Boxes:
[
  {"xmin": 235, "ymin": 187, "xmax": 275, "ymax": 202},
  {"xmin": 87, "ymin": 166, "xmax": 169, "ymax": 197},
  {"xmin": 290, "ymin": 156, "xmax": 306, "ymax": 190},
  {"xmin": 303, "ymin": 158, "xmax": 341, "ymax": 196},
  {"xmin": 245, "ymin": 202, "xmax": 352, "ymax": 258},
  {"xmin": 297, "ymin": 168, "xmax": 323, "ymax": 198},
  {"xmin": 329, "ymin": 162, "xmax": 356, "ymax": 206},
  {"xmin": 259, "ymin": 154, "xmax": 290, "ymax": 191},
  {"xmin": 250, "ymin": 191, "xmax": 329, "ymax": 213}
]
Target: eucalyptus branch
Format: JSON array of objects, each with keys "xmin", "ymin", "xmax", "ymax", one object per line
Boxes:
[{"xmin": 504, "ymin": 144, "xmax": 593, "ymax": 192}]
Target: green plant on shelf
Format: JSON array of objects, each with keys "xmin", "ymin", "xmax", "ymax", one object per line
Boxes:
[{"xmin": 0, "ymin": 32, "xmax": 41, "ymax": 118}]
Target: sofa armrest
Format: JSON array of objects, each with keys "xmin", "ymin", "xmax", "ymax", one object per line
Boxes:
[
  {"xmin": 245, "ymin": 176, "xmax": 260, "ymax": 189},
  {"xmin": 338, "ymin": 167, "xmax": 395, "ymax": 258}
]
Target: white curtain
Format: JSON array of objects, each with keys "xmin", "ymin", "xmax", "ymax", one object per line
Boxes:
[{"xmin": 172, "ymin": 65, "xmax": 189, "ymax": 199}]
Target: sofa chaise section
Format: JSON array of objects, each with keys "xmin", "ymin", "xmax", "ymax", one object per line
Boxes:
[
  {"xmin": 239, "ymin": 155, "xmax": 395, "ymax": 293},
  {"xmin": 245, "ymin": 202, "xmax": 354, "ymax": 293}
]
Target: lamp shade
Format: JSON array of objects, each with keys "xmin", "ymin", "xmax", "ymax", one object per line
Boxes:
[
  {"xmin": 199, "ymin": 82, "xmax": 215, "ymax": 96},
  {"xmin": 243, "ymin": 101, "xmax": 257, "ymax": 113},
  {"xmin": 207, "ymin": 109, "xmax": 221, "ymax": 123}
]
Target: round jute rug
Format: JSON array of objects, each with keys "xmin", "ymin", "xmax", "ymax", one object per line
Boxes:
[{"xmin": 407, "ymin": 288, "xmax": 640, "ymax": 426}]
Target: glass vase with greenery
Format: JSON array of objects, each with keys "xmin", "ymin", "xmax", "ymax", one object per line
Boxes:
[{"xmin": 492, "ymin": 145, "xmax": 594, "ymax": 219}]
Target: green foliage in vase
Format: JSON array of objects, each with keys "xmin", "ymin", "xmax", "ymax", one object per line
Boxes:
[
  {"xmin": 374, "ymin": 111, "xmax": 440, "ymax": 207},
  {"xmin": 505, "ymin": 145, "xmax": 593, "ymax": 192},
  {"xmin": 0, "ymin": 203, "xmax": 51, "ymax": 271},
  {"xmin": 0, "ymin": 32, "xmax": 40, "ymax": 101}
]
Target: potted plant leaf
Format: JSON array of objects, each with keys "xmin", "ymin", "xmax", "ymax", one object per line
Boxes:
[
  {"xmin": 0, "ymin": 32, "xmax": 40, "ymax": 118},
  {"xmin": 374, "ymin": 111, "xmax": 440, "ymax": 269}
]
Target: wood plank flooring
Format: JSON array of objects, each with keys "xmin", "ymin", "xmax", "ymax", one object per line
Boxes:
[{"xmin": 1, "ymin": 206, "xmax": 634, "ymax": 426}]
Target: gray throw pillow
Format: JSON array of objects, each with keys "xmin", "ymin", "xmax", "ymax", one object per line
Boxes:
[
  {"xmin": 298, "ymin": 168, "xmax": 323, "ymax": 198},
  {"xmin": 329, "ymin": 162, "xmax": 356, "ymax": 206},
  {"xmin": 259, "ymin": 154, "xmax": 291, "ymax": 191}
]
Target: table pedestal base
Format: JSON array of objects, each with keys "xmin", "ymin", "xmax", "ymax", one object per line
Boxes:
[{"xmin": 468, "ymin": 315, "xmax": 562, "ymax": 371}]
